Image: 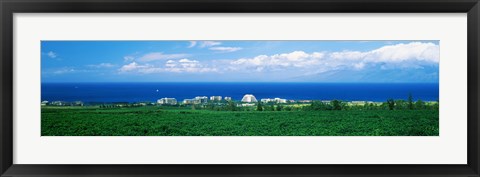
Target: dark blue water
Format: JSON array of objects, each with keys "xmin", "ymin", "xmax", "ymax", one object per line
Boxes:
[{"xmin": 41, "ymin": 82, "xmax": 439, "ymax": 103}]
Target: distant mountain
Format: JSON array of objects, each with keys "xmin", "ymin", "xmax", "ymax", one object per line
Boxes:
[{"xmin": 290, "ymin": 64, "xmax": 439, "ymax": 83}]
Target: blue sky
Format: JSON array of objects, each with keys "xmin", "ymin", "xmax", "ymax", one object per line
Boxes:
[{"xmin": 41, "ymin": 40, "xmax": 439, "ymax": 83}]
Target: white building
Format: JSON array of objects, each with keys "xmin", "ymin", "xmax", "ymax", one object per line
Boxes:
[
  {"xmin": 183, "ymin": 99, "xmax": 195, "ymax": 104},
  {"xmin": 351, "ymin": 101, "xmax": 368, "ymax": 105},
  {"xmin": 210, "ymin": 96, "xmax": 222, "ymax": 101},
  {"xmin": 261, "ymin": 98, "xmax": 287, "ymax": 104},
  {"xmin": 194, "ymin": 96, "xmax": 208, "ymax": 103},
  {"xmin": 157, "ymin": 98, "xmax": 177, "ymax": 105},
  {"xmin": 73, "ymin": 101, "xmax": 84, "ymax": 106},
  {"xmin": 41, "ymin": 100, "xmax": 49, "ymax": 106},
  {"xmin": 224, "ymin": 97, "xmax": 232, "ymax": 101},
  {"xmin": 241, "ymin": 94, "xmax": 258, "ymax": 103},
  {"xmin": 321, "ymin": 100, "xmax": 331, "ymax": 104},
  {"xmin": 276, "ymin": 98, "xmax": 287, "ymax": 104},
  {"xmin": 183, "ymin": 96, "xmax": 208, "ymax": 104},
  {"xmin": 241, "ymin": 103, "xmax": 256, "ymax": 107},
  {"xmin": 51, "ymin": 101, "xmax": 67, "ymax": 106}
]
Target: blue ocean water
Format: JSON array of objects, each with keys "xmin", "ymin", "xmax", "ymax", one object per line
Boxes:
[{"xmin": 41, "ymin": 82, "xmax": 439, "ymax": 103}]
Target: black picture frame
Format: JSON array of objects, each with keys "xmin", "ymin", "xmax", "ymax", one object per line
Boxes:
[{"xmin": 1, "ymin": 0, "xmax": 479, "ymax": 176}]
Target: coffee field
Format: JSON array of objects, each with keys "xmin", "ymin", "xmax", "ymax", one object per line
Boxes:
[{"xmin": 41, "ymin": 106, "xmax": 439, "ymax": 136}]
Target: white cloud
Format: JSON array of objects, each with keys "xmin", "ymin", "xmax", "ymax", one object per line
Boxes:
[
  {"xmin": 119, "ymin": 62, "xmax": 152, "ymax": 72},
  {"xmin": 353, "ymin": 62, "xmax": 365, "ymax": 70},
  {"xmin": 87, "ymin": 63, "xmax": 115, "ymax": 68},
  {"xmin": 330, "ymin": 42, "xmax": 439, "ymax": 63},
  {"xmin": 47, "ymin": 51, "xmax": 57, "ymax": 59},
  {"xmin": 329, "ymin": 51, "xmax": 365, "ymax": 60},
  {"xmin": 178, "ymin": 58, "xmax": 200, "ymax": 67},
  {"xmin": 137, "ymin": 52, "xmax": 190, "ymax": 62},
  {"xmin": 53, "ymin": 68, "xmax": 75, "ymax": 74},
  {"xmin": 227, "ymin": 42, "xmax": 439, "ymax": 73},
  {"xmin": 179, "ymin": 59, "xmax": 196, "ymax": 63},
  {"xmin": 209, "ymin": 47, "xmax": 242, "ymax": 52},
  {"xmin": 188, "ymin": 41, "xmax": 197, "ymax": 48},
  {"xmin": 163, "ymin": 67, "xmax": 217, "ymax": 73},
  {"xmin": 164, "ymin": 59, "xmax": 217, "ymax": 73},
  {"xmin": 368, "ymin": 42, "xmax": 439, "ymax": 63},
  {"xmin": 119, "ymin": 59, "xmax": 217, "ymax": 74},
  {"xmin": 199, "ymin": 41, "xmax": 221, "ymax": 48},
  {"xmin": 230, "ymin": 51, "xmax": 325, "ymax": 71},
  {"xmin": 123, "ymin": 56, "xmax": 135, "ymax": 62},
  {"xmin": 118, "ymin": 42, "xmax": 438, "ymax": 75},
  {"xmin": 165, "ymin": 60, "xmax": 177, "ymax": 67}
]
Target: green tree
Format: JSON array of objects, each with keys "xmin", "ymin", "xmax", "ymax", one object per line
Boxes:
[
  {"xmin": 284, "ymin": 106, "xmax": 292, "ymax": 111},
  {"xmin": 407, "ymin": 93, "xmax": 414, "ymax": 110},
  {"xmin": 387, "ymin": 99, "xmax": 395, "ymax": 110},
  {"xmin": 395, "ymin": 100, "xmax": 406, "ymax": 110},
  {"xmin": 415, "ymin": 99, "xmax": 426, "ymax": 110},
  {"xmin": 227, "ymin": 101, "xmax": 237, "ymax": 111},
  {"xmin": 432, "ymin": 100, "xmax": 439, "ymax": 110},
  {"xmin": 363, "ymin": 101, "xmax": 369, "ymax": 110},
  {"xmin": 269, "ymin": 105, "xmax": 275, "ymax": 111},
  {"xmin": 308, "ymin": 101, "xmax": 328, "ymax": 111},
  {"xmin": 331, "ymin": 100, "xmax": 343, "ymax": 110},
  {"xmin": 275, "ymin": 104, "xmax": 283, "ymax": 111},
  {"xmin": 206, "ymin": 103, "xmax": 215, "ymax": 110},
  {"xmin": 256, "ymin": 102, "xmax": 263, "ymax": 111}
]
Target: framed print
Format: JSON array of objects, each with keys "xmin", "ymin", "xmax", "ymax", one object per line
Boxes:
[
  {"xmin": 1, "ymin": 0, "xmax": 479, "ymax": 176},
  {"xmin": 39, "ymin": 40, "xmax": 441, "ymax": 136}
]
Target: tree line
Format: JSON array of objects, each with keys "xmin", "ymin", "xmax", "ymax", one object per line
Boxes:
[
  {"xmin": 303, "ymin": 94, "xmax": 438, "ymax": 111},
  {"xmin": 199, "ymin": 94, "xmax": 438, "ymax": 112},
  {"xmin": 97, "ymin": 94, "xmax": 438, "ymax": 111}
]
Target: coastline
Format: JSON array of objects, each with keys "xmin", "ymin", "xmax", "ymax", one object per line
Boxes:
[{"xmin": 41, "ymin": 82, "xmax": 440, "ymax": 103}]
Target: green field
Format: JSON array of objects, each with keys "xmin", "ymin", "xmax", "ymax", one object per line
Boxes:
[{"xmin": 41, "ymin": 106, "xmax": 439, "ymax": 136}]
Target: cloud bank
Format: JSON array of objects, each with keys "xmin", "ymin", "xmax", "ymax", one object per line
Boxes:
[{"xmin": 117, "ymin": 42, "xmax": 439, "ymax": 82}]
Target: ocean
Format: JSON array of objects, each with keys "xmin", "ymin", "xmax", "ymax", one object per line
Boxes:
[{"xmin": 41, "ymin": 82, "xmax": 439, "ymax": 103}]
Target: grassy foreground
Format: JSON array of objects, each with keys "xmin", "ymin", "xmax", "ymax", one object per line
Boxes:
[{"xmin": 41, "ymin": 106, "xmax": 438, "ymax": 136}]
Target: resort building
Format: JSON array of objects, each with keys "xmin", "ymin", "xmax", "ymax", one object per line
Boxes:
[
  {"xmin": 350, "ymin": 101, "xmax": 374, "ymax": 105},
  {"xmin": 157, "ymin": 98, "xmax": 177, "ymax": 105},
  {"xmin": 51, "ymin": 101, "xmax": 68, "ymax": 106},
  {"xmin": 183, "ymin": 96, "xmax": 208, "ymax": 104},
  {"xmin": 241, "ymin": 103, "xmax": 256, "ymax": 107},
  {"xmin": 224, "ymin": 97, "xmax": 232, "ymax": 101},
  {"xmin": 210, "ymin": 96, "xmax": 222, "ymax": 101},
  {"xmin": 41, "ymin": 100, "xmax": 49, "ymax": 106},
  {"xmin": 112, "ymin": 102, "xmax": 129, "ymax": 107},
  {"xmin": 194, "ymin": 96, "xmax": 209, "ymax": 103},
  {"xmin": 261, "ymin": 98, "xmax": 287, "ymax": 104},
  {"xmin": 321, "ymin": 100, "xmax": 331, "ymax": 104},
  {"xmin": 73, "ymin": 101, "xmax": 84, "ymax": 106},
  {"xmin": 49, "ymin": 101, "xmax": 83, "ymax": 106},
  {"xmin": 183, "ymin": 99, "xmax": 195, "ymax": 104},
  {"xmin": 277, "ymin": 98, "xmax": 287, "ymax": 103},
  {"xmin": 241, "ymin": 94, "xmax": 258, "ymax": 103},
  {"xmin": 260, "ymin": 98, "xmax": 270, "ymax": 103}
]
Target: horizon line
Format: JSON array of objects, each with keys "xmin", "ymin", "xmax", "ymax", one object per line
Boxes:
[{"xmin": 41, "ymin": 81, "xmax": 440, "ymax": 84}]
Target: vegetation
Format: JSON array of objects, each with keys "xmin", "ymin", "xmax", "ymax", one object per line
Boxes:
[
  {"xmin": 42, "ymin": 94, "xmax": 439, "ymax": 136},
  {"xmin": 42, "ymin": 102, "xmax": 439, "ymax": 136}
]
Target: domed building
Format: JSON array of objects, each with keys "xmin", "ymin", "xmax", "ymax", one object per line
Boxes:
[{"xmin": 241, "ymin": 94, "xmax": 258, "ymax": 103}]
